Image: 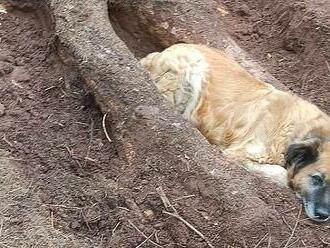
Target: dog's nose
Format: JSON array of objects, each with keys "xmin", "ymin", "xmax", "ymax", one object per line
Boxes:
[{"xmin": 315, "ymin": 208, "xmax": 330, "ymax": 221}]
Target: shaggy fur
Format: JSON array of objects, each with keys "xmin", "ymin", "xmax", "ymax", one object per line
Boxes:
[{"xmin": 141, "ymin": 44, "xmax": 330, "ymax": 222}]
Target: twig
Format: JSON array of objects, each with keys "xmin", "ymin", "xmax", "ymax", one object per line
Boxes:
[
  {"xmin": 102, "ymin": 113, "xmax": 112, "ymax": 143},
  {"xmin": 44, "ymin": 85, "xmax": 57, "ymax": 91},
  {"xmin": 99, "ymin": 234, "xmax": 104, "ymax": 248},
  {"xmin": 283, "ymin": 206, "xmax": 302, "ymax": 248},
  {"xmin": 74, "ymin": 121, "xmax": 90, "ymax": 126},
  {"xmin": 43, "ymin": 114, "xmax": 53, "ymax": 124},
  {"xmin": 282, "ymin": 216, "xmax": 293, "ymax": 231},
  {"xmin": 163, "ymin": 211, "xmax": 215, "ymax": 248},
  {"xmin": 128, "ymin": 220, "xmax": 162, "ymax": 248},
  {"xmin": 60, "ymin": 87, "xmax": 69, "ymax": 97},
  {"xmin": 64, "ymin": 146, "xmax": 83, "ymax": 167},
  {"xmin": 267, "ymin": 236, "xmax": 272, "ymax": 248},
  {"xmin": 157, "ymin": 187, "xmax": 215, "ymax": 248},
  {"xmin": 286, "ymin": 237, "xmax": 300, "ymax": 248},
  {"xmin": 155, "ymin": 231, "xmax": 160, "ymax": 244},
  {"xmin": 320, "ymin": 238, "xmax": 330, "ymax": 245},
  {"xmin": 173, "ymin": 195, "xmax": 196, "ymax": 201},
  {"xmin": 84, "ymin": 156, "xmax": 98, "ymax": 163},
  {"xmin": 112, "ymin": 222, "xmax": 121, "ymax": 236},
  {"xmin": 64, "ymin": 145, "xmax": 74, "ymax": 157},
  {"xmin": 326, "ymin": 61, "xmax": 330, "ymax": 74},
  {"xmin": 274, "ymin": 10, "xmax": 289, "ymax": 25},
  {"xmin": 50, "ymin": 211, "xmax": 54, "ymax": 228},
  {"xmin": 2, "ymin": 135, "xmax": 13, "ymax": 147},
  {"xmin": 43, "ymin": 204, "xmax": 82, "ymax": 210},
  {"xmin": 135, "ymin": 231, "xmax": 156, "ymax": 248},
  {"xmin": 156, "ymin": 187, "xmax": 176, "ymax": 213},
  {"xmin": 81, "ymin": 210, "xmax": 92, "ymax": 231},
  {"xmin": 117, "ymin": 206, "xmax": 130, "ymax": 212},
  {"xmin": 253, "ymin": 233, "xmax": 268, "ymax": 248},
  {"xmin": 0, "ymin": 219, "xmax": 3, "ymax": 237},
  {"xmin": 11, "ymin": 80, "xmax": 24, "ymax": 89},
  {"xmin": 298, "ymin": 217, "xmax": 313, "ymax": 223}
]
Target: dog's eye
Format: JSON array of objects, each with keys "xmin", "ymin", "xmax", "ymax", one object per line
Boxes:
[{"xmin": 311, "ymin": 174, "xmax": 324, "ymax": 186}]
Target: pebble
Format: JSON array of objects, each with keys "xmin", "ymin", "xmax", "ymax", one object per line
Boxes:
[{"xmin": 143, "ymin": 209, "xmax": 155, "ymax": 221}]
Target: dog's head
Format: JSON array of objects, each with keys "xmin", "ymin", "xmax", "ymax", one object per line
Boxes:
[{"xmin": 286, "ymin": 137, "xmax": 330, "ymax": 222}]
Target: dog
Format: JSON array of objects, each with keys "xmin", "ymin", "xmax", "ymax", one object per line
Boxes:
[{"xmin": 140, "ymin": 44, "xmax": 330, "ymax": 222}]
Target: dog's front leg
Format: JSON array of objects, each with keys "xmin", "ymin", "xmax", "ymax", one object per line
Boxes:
[{"xmin": 245, "ymin": 162, "xmax": 288, "ymax": 187}]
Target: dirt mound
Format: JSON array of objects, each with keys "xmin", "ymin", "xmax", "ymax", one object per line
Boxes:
[
  {"xmin": 0, "ymin": 5, "xmax": 121, "ymax": 247},
  {"xmin": 0, "ymin": 1, "xmax": 329, "ymax": 248},
  {"xmin": 220, "ymin": 0, "xmax": 330, "ymax": 112}
]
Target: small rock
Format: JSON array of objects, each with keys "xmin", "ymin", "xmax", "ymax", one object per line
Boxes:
[
  {"xmin": 159, "ymin": 21, "xmax": 169, "ymax": 29},
  {"xmin": 217, "ymin": 7, "xmax": 229, "ymax": 17},
  {"xmin": 236, "ymin": 4, "xmax": 250, "ymax": 16},
  {"xmin": 143, "ymin": 209, "xmax": 155, "ymax": 221},
  {"xmin": 154, "ymin": 222, "xmax": 165, "ymax": 229},
  {"xmin": 171, "ymin": 122, "xmax": 181, "ymax": 128},
  {"xmin": 141, "ymin": 179, "xmax": 149, "ymax": 185}
]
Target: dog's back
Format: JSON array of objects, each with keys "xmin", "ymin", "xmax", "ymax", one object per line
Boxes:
[
  {"xmin": 141, "ymin": 44, "xmax": 330, "ymax": 166},
  {"xmin": 141, "ymin": 44, "xmax": 330, "ymax": 219}
]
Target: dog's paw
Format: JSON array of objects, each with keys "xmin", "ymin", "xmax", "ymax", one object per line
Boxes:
[{"xmin": 246, "ymin": 163, "xmax": 288, "ymax": 187}]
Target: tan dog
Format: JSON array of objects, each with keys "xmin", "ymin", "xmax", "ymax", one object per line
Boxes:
[{"xmin": 141, "ymin": 44, "xmax": 330, "ymax": 222}]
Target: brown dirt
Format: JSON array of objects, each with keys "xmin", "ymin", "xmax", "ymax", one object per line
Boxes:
[
  {"xmin": 218, "ymin": 0, "xmax": 330, "ymax": 112},
  {"xmin": 0, "ymin": 1, "xmax": 330, "ymax": 248},
  {"xmin": 0, "ymin": 5, "xmax": 122, "ymax": 247}
]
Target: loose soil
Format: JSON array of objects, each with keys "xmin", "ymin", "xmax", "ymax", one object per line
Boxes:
[
  {"xmin": 0, "ymin": 1, "xmax": 329, "ymax": 248},
  {"xmin": 219, "ymin": 0, "xmax": 330, "ymax": 112}
]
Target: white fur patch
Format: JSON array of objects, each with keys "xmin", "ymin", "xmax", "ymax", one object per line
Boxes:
[
  {"xmin": 245, "ymin": 142, "xmax": 266, "ymax": 157},
  {"xmin": 246, "ymin": 162, "xmax": 288, "ymax": 187},
  {"xmin": 179, "ymin": 54, "xmax": 208, "ymax": 122}
]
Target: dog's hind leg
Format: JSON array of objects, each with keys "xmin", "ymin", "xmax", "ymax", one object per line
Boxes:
[
  {"xmin": 140, "ymin": 44, "xmax": 208, "ymax": 124},
  {"xmin": 245, "ymin": 162, "xmax": 288, "ymax": 187}
]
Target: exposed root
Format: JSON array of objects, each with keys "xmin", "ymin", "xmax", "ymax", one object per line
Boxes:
[{"xmin": 128, "ymin": 220, "xmax": 162, "ymax": 248}]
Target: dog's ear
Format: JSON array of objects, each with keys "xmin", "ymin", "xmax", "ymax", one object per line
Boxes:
[{"xmin": 285, "ymin": 138, "xmax": 320, "ymax": 175}]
